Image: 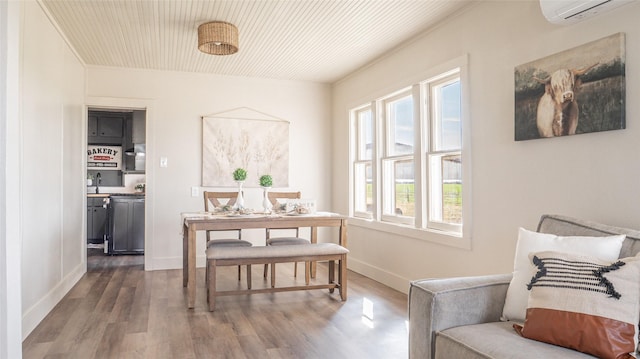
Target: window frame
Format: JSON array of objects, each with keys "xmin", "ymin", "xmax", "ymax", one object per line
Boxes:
[
  {"xmin": 348, "ymin": 55, "xmax": 471, "ymax": 249},
  {"xmin": 352, "ymin": 105, "xmax": 374, "ymax": 219},
  {"xmin": 423, "ymin": 70, "xmax": 463, "ymax": 234},
  {"xmin": 380, "ymin": 89, "xmax": 414, "ymax": 225}
]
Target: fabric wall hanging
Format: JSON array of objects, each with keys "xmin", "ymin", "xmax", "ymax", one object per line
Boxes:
[{"xmin": 202, "ymin": 107, "xmax": 289, "ymax": 187}]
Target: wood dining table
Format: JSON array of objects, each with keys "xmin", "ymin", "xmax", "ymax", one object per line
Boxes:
[{"xmin": 181, "ymin": 212, "xmax": 348, "ymax": 309}]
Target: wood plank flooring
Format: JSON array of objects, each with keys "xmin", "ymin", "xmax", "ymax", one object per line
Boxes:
[{"xmin": 22, "ymin": 250, "xmax": 409, "ymax": 358}]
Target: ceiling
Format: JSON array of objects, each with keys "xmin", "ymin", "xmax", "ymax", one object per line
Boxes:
[{"xmin": 41, "ymin": 0, "xmax": 474, "ymax": 83}]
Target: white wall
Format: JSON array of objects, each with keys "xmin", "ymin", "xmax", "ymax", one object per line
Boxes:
[
  {"xmin": 20, "ymin": 1, "xmax": 86, "ymax": 339},
  {"xmin": 1, "ymin": 1, "xmax": 23, "ymax": 357},
  {"xmin": 331, "ymin": 1, "xmax": 640, "ymax": 293},
  {"xmin": 86, "ymin": 67, "xmax": 332, "ymax": 270}
]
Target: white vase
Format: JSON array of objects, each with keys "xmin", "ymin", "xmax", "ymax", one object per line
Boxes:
[
  {"xmin": 234, "ymin": 181, "xmax": 245, "ymax": 210},
  {"xmin": 262, "ymin": 187, "xmax": 273, "ymax": 213}
]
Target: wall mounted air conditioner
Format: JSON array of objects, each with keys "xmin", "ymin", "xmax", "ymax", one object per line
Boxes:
[{"xmin": 540, "ymin": 0, "xmax": 635, "ymax": 25}]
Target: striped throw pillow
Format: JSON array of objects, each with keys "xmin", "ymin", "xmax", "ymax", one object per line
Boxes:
[{"xmin": 514, "ymin": 251, "xmax": 640, "ymax": 359}]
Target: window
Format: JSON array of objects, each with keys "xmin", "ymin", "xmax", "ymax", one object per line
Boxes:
[
  {"xmin": 350, "ymin": 62, "xmax": 467, "ymax": 240},
  {"xmin": 353, "ymin": 106, "xmax": 373, "ymax": 217},
  {"xmin": 381, "ymin": 91, "xmax": 414, "ymax": 225},
  {"xmin": 425, "ymin": 72, "xmax": 462, "ymax": 233}
]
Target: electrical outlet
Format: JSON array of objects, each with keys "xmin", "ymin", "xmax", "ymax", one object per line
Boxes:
[
  {"xmin": 191, "ymin": 186, "xmax": 199, "ymax": 197},
  {"xmin": 160, "ymin": 157, "xmax": 168, "ymax": 168}
]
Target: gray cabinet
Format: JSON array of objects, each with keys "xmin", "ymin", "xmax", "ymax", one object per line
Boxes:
[
  {"xmin": 87, "ymin": 197, "xmax": 107, "ymax": 244},
  {"xmin": 88, "ymin": 111, "xmax": 128, "ymax": 145},
  {"xmin": 110, "ymin": 196, "xmax": 144, "ymax": 254},
  {"xmin": 88, "ymin": 114, "xmax": 98, "ymax": 137},
  {"xmin": 98, "ymin": 116, "xmax": 124, "ymax": 138}
]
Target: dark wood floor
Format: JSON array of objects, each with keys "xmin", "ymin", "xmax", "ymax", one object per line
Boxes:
[{"xmin": 22, "ymin": 249, "xmax": 409, "ymax": 358}]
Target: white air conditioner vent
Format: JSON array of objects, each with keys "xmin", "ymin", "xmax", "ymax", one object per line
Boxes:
[{"xmin": 540, "ymin": 0, "xmax": 635, "ymax": 25}]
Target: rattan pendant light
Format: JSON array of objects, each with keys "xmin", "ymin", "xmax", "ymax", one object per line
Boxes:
[{"xmin": 198, "ymin": 21, "xmax": 238, "ymax": 55}]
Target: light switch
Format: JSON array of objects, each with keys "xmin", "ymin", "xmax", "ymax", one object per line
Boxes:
[
  {"xmin": 160, "ymin": 157, "xmax": 168, "ymax": 168},
  {"xmin": 191, "ymin": 186, "xmax": 199, "ymax": 197}
]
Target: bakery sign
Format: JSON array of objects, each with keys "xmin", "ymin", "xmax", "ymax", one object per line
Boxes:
[{"xmin": 87, "ymin": 145, "xmax": 122, "ymax": 170}]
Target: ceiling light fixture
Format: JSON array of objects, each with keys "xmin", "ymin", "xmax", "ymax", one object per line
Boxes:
[{"xmin": 197, "ymin": 21, "xmax": 238, "ymax": 56}]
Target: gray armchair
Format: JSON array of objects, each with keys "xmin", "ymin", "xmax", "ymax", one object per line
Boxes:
[
  {"xmin": 409, "ymin": 274, "xmax": 511, "ymax": 358},
  {"xmin": 408, "ymin": 214, "xmax": 640, "ymax": 359}
]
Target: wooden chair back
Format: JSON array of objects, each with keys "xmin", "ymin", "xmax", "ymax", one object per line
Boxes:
[
  {"xmin": 203, "ymin": 191, "xmax": 241, "ymax": 241},
  {"xmin": 266, "ymin": 191, "xmax": 302, "ymax": 238},
  {"xmin": 267, "ymin": 191, "xmax": 301, "ymax": 210},
  {"xmin": 204, "ymin": 191, "xmax": 238, "ymax": 211}
]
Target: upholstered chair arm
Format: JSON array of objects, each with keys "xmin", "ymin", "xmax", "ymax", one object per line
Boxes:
[{"xmin": 408, "ymin": 273, "xmax": 513, "ymax": 359}]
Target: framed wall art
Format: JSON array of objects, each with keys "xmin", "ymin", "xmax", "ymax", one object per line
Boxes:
[
  {"xmin": 202, "ymin": 107, "xmax": 289, "ymax": 187},
  {"xmin": 514, "ymin": 33, "xmax": 625, "ymax": 141}
]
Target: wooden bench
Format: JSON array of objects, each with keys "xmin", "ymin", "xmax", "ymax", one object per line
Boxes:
[{"xmin": 206, "ymin": 243, "xmax": 348, "ymax": 311}]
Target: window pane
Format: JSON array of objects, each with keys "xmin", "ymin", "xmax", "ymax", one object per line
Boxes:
[
  {"xmin": 354, "ymin": 162, "xmax": 372, "ymax": 213},
  {"xmin": 387, "ymin": 95, "xmax": 413, "ymax": 156},
  {"xmin": 358, "ymin": 109, "xmax": 373, "ymax": 160},
  {"xmin": 394, "ymin": 159, "xmax": 414, "ymax": 217},
  {"xmin": 429, "ymin": 153, "xmax": 462, "ymax": 224},
  {"xmin": 366, "ymin": 163, "xmax": 373, "ymax": 212},
  {"xmin": 434, "ymin": 80, "xmax": 461, "ymax": 151},
  {"xmin": 442, "ymin": 154, "xmax": 462, "ymax": 224}
]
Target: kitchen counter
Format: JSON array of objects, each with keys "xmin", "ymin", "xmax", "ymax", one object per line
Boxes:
[
  {"xmin": 88, "ymin": 192, "xmax": 145, "ymax": 198},
  {"xmin": 87, "ymin": 193, "xmax": 110, "ymax": 198}
]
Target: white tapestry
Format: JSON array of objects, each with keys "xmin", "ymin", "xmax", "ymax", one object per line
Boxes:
[{"xmin": 202, "ymin": 108, "xmax": 289, "ymax": 187}]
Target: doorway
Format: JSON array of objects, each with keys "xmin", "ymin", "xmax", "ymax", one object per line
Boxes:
[{"xmin": 86, "ymin": 107, "xmax": 146, "ymax": 268}]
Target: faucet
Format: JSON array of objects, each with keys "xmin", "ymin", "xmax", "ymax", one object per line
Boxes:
[{"xmin": 96, "ymin": 172, "xmax": 101, "ymax": 194}]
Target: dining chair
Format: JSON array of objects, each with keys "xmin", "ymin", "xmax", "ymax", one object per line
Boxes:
[
  {"xmin": 263, "ymin": 191, "xmax": 310, "ymax": 287},
  {"xmin": 203, "ymin": 191, "xmax": 253, "ymax": 288}
]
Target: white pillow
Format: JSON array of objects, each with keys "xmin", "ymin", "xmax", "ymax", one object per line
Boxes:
[{"xmin": 501, "ymin": 227, "xmax": 625, "ymax": 323}]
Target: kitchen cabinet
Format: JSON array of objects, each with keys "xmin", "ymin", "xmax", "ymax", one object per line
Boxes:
[
  {"xmin": 87, "ymin": 197, "xmax": 108, "ymax": 244},
  {"xmin": 88, "ymin": 111, "xmax": 128, "ymax": 145},
  {"xmin": 109, "ymin": 196, "xmax": 144, "ymax": 254},
  {"xmin": 88, "ymin": 114, "xmax": 98, "ymax": 137}
]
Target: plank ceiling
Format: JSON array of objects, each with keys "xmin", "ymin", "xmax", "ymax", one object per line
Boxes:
[{"xmin": 41, "ymin": 0, "xmax": 473, "ymax": 83}]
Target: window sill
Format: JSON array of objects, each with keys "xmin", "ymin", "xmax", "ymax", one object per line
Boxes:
[{"xmin": 349, "ymin": 217, "xmax": 471, "ymax": 250}]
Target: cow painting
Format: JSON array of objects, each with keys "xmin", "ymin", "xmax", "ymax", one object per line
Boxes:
[
  {"xmin": 534, "ymin": 64, "xmax": 597, "ymax": 137},
  {"xmin": 514, "ymin": 33, "xmax": 626, "ymax": 141}
]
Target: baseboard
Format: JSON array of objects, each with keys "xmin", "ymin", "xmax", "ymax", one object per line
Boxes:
[
  {"xmin": 150, "ymin": 255, "xmax": 207, "ymax": 271},
  {"xmin": 348, "ymin": 257, "xmax": 411, "ymax": 294},
  {"xmin": 150, "ymin": 256, "xmax": 181, "ymax": 270},
  {"xmin": 22, "ymin": 262, "xmax": 86, "ymax": 339}
]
